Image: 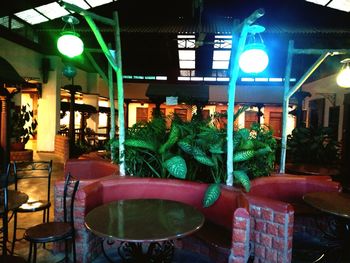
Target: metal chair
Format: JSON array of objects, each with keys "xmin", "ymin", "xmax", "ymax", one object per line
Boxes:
[
  {"xmin": 11, "ymin": 160, "xmax": 52, "ymax": 254},
  {"xmin": 24, "ymin": 173, "xmax": 79, "ymax": 263},
  {"xmin": 0, "ymin": 164, "xmax": 27, "ymax": 262}
]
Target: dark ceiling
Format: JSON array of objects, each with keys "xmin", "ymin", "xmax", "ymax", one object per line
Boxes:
[{"xmin": 2, "ymin": 0, "xmax": 350, "ymax": 83}]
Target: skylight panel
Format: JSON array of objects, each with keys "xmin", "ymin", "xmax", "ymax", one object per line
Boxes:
[
  {"xmin": 0, "ymin": 17, "xmax": 9, "ymax": 28},
  {"xmin": 15, "ymin": 9, "xmax": 49, "ymax": 25},
  {"xmin": 213, "ymin": 50, "xmax": 231, "ymax": 61},
  {"xmin": 64, "ymin": 0, "xmax": 91, "ymax": 9},
  {"xmin": 11, "ymin": 18, "xmax": 25, "ymax": 29},
  {"xmin": 86, "ymin": 0, "xmax": 113, "ymax": 7},
  {"xmin": 327, "ymin": 0, "xmax": 350, "ymax": 12},
  {"xmin": 305, "ymin": 0, "xmax": 330, "ymax": 5},
  {"xmin": 179, "ymin": 50, "xmax": 195, "ymax": 60},
  {"xmin": 212, "ymin": 61, "xmax": 230, "ymax": 69},
  {"xmin": 36, "ymin": 2, "xmax": 70, "ymax": 20},
  {"xmin": 179, "ymin": 60, "xmax": 195, "ymax": 69}
]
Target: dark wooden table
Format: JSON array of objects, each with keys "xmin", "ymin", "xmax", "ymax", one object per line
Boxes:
[
  {"xmin": 303, "ymin": 191, "xmax": 350, "ymax": 262},
  {"xmin": 0, "ymin": 190, "xmax": 28, "ymax": 261},
  {"xmin": 85, "ymin": 199, "xmax": 204, "ymax": 263}
]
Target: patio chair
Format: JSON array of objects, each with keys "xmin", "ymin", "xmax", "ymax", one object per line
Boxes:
[
  {"xmin": 0, "ymin": 163, "xmax": 27, "ymax": 262},
  {"xmin": 11, "ymin": 160, "xmax": 52, "ymax": 254},
  {"xmin": 24, "ymin": 172, "xmax": 79, "ymax": 263}
]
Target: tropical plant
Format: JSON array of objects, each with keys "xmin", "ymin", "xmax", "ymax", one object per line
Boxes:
[
  {"xmin": 110, "ymin": 107, "xmax": 277, "ymax": 207},
  {"xmin": 10, "ymin": 104, "xmax": 38, "ymax": 145},
  {"xmin": 287, "ymin": 126, "xmax": 340, "ymax": 164},
  {"xmin": 111, "ymin": 116, "xmax": 187, "ymax": 179}
]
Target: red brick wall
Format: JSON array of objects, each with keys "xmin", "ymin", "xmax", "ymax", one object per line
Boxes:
[
  {"xmin": 247, "ymin": 196, "xmax": 294, "ymax": 263},
  {"xmin": 55, "ymin": 135, "xmax": 69, "ymax": 163}
]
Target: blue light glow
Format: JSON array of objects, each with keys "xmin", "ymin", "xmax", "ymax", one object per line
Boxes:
[{"xmin": 239, "ymin": 43, "xmax": 269, "ymax": 73}]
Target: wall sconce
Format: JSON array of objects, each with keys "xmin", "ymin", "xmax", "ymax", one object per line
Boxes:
[
  {"xmin": 336, "ymin": 58, "xmax": 350, "ymax": 88},
  {"xmin": 239, "ymin": 25, "xmax": 269, "ymax": 74},
  {"xmin": 57, "ymin": 15, "xmax": 84, "ymax": 58}
]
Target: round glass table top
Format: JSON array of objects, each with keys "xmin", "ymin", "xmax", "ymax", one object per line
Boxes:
[
  {"xmin": 0, "ymin": 190, "xmax": 29, "ymax": 214},
  {"xmin": 85, "ymin": 199, "xmax": 205, "ymax": 242},
  {"xmin": 303, "ymin": 191, "xmax": 350, "ymax": 219}
]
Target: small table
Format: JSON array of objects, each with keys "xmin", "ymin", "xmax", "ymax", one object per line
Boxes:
[
  {"xmin": 0, "ymin": 190, "xmax": 28, "ymax": 259},
  {"xmin": 85, "ymin": 199, "xmax": 205, "ymax": 263},
  {"xmin": 303, "ymin": 191, "xmax": 350, "ymax": 262}
]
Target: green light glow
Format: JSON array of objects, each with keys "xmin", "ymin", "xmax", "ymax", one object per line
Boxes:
[{"xmin": 57, "ymin": 31, "xmax": 84, "ymax": 58}]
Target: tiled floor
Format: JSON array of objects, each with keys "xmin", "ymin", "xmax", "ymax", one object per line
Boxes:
[{"xmin": 7, "ymin": 149, "xmax": 65, "ymax": 262}]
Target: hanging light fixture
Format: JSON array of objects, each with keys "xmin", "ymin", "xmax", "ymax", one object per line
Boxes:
[
  {"xmin": 57, "ymin": 15, "xmax": 84, "ymax": 58},
  {"xmin": 336, "ymin": 58, "xmax": 350, "ymax": 88},
  {"xmin": 239, "ymin": 25, "xmax": 269, "ymax": 74}
]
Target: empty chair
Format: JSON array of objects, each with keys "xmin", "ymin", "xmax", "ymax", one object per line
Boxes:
[
  {"xmin": 0, "ymin": 164, "xmax": 27, "ymax": 262},
  {"xmin": 24, "ymin": 173, "xmax": 79, "ymax": 263},
  {"xmin": 11, "ymin": 160, "xmax": 52, "ymax": 254}
]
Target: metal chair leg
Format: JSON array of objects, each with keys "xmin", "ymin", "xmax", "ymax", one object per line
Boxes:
[
  {"xmin": 72, "ymin": 237, "xmax": 77, "ymax": 263},
  {"xmin": 65, "ymin": 240, "xmax": 69, "ymax": 262},
  {"xmin": 11, "ymin": 212, "xmax": 18, "ymax": 255},
  {"xmin": 27, "ymin": 242, "xmax": 32, "ymax": 262},
  {"xmin": 33, "ymin": 243, "xmax": 37, "ymax": 263}
]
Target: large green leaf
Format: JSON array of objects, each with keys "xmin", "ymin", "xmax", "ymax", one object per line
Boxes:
[
  {"xmin": 255, "ymin": 146, "xmax": 272, "ymax": 156},
  {"xmin": 233, "ymin": 150, "xmax": 255, "ymax": 162},
  {"xmin": 234, "ymin": 170, "xmax": 250, "ymax": 192},
  {"xmin": 159, "ymin": 124, "xmax": 180, "ymax": 154},
  {"xmin": 203, "ymin": 183, "xmax": 221, "ymax": 207},
  {"xmin": 193, "ymin": 147, "xmax": 215, "ymax": 166},
  {"xmin": 178, "ymin": 139, "xmax": 193, "ymax": 154},
  {"xmin": 209, "ymin": 141, "xmax": 224, "ymax": 154},
  {"xmin": 125, "ymin": 139, "xmax": 156, "ymax": 152},
  {"xmin": 164, "ymin": 156, "xmax": 187, "ymax": 179},
  {"xmin": 239, "ymin": 139, "xmax": 254, "ymax": 150}
]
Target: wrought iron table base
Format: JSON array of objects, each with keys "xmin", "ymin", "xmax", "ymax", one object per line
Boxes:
[{"xmin": 101, "ymin": 239, "xmax": 174, "ymax": 263}]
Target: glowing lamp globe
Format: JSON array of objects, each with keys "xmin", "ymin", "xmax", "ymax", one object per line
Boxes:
[
  {"xmin": 337, "ymin": 63, "xmax": 350, "ymax": 88},
  {"xmin": 239, "ymin": 43, "xmax": 269, "ymax": 73},
  {"xmin": 57, "ymin": 32, "xmax": 84, "ymax": 58}
]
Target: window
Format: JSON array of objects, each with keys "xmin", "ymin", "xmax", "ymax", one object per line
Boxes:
[
  {"xmin": 212, "ymin": 35, "xmax": 232, "ymax": 70},
  {"xmin": 178, "ymin": 35, "xmax": 196, "ymax": 76},
  {"xmin": 136, "ymin": 108, "xmax": 148, "ymax": 123},
  {"xmin": 174, "ymin": 109, "xmax": 187, "ymax": 121}
]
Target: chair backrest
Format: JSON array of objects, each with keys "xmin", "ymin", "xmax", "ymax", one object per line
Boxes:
[
  {"xmin": 0, "ymin": 163, "xmax": 11, "ymax": 214},
  {"xmin": 13, "ymin": 160, "xmax": 52, "ymax": 202},
  {"xmin": 63, "ymin": 173, "xmax": 80, "ymax": 226},
  {"xmin": 0, "ymin": 163, "xmax": 11, "ymax": 255}
]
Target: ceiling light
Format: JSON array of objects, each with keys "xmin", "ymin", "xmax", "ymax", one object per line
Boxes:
[
  {"xmin": 57, "ymin": 16, "xmax": 84, "ymax": 58},
  {"xmin": 239, "ymin": 25, "xmax": 269, "ymax": 74},
  {"xmin": 336, "ymin": 58, "xmax": 350, "ymax": 88}
]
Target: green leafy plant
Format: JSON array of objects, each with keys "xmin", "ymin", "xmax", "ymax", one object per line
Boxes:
[
  {"xmin": 10, "ymin": 104, "xmax": 38, "ymax": 144},
  {"xmin": 111, "ymin": 116, "xmax": 187, "ymax": 179},
  {"xmin": 287, "ymin": 126, "xmax": 340, "ymax": 164},
  {"xmin": 110, "ymin": 108, "xmax": 277, "ymax": 207}
]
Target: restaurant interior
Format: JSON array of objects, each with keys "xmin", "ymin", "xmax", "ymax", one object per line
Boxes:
[{"xmin": 1, "ymin": 0, "xmax": 350, "ymax": 262}]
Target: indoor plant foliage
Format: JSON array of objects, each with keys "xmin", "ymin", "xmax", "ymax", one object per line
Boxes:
[
  {"xmin": 10, "ymin": 104, "xmax": 38, "ymax": 149},
  {"xmin": 287, "ymin": 126, "xmax": 340, "ymax": 164},
  {"xmin": 110, "ymin": 108, "xmax": 276, "ymax": 207}
]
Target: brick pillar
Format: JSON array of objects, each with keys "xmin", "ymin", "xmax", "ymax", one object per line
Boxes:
[
  {"xmin": 229, "ymin": 208, "xmax": 250, "ymax": 263},
  {"xmin": 249, "ymin": 203, "xmax": 294, "ymax": 263}
]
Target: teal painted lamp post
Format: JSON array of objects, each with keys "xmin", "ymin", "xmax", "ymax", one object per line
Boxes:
[{"xmin": 57, "ymin": 16, "xmax": 84, "ymax": 58}]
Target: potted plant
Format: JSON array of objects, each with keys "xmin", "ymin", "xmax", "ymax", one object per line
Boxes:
[
  {"xmin": 10, "ymin": 104, "xmax": 38, "ymax": 151},
  {"xmin": 286, "ymin": 126, "xmax": 341, "ymax": 175}
]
